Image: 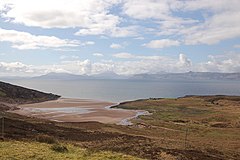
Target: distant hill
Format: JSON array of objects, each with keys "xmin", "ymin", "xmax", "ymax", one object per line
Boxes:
[
  {"xmin": 130, "ymin": 72, "xmax": 240, "ymax": 81},
  {"xmin": 32, "ymin": 72, "xmax": 128, "ymax": 80},
  {"xmin": 33, "ymin": 72, "xmax": 89, "ymax": 80},
  {"xmin": 0, "ymin": 81, "xmax": 60, "ymax": 111},
  {"xmin": 92, "ymin": 71, "xmax": 128, "ymax": 79}
]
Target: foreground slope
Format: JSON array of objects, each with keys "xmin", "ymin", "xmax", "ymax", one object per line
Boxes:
[{"xmin": 0, "ymin": 140, "xmax": 142, "ymax": 160}]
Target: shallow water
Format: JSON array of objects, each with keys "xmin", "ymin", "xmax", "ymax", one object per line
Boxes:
[
  {"xmin": 118, "ymin": 110, "xmax": 151, "ymax": 125},
  {"xmin": 24, "ymin": 107, "xmax": 93, "ymax": 114}
]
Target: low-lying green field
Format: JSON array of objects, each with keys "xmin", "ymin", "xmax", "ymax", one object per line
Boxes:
[{"xmin": 0, "ymin": 140, "xmax": 143, "ymax": 160}]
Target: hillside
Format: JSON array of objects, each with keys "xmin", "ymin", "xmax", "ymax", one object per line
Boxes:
[
  {"xmin": 115, "ymin": 95, "xmax": 240, "ymax": 159},
  {"xmin": 0, "ymin": 81, "xmax": 60, "ymax": 111}
]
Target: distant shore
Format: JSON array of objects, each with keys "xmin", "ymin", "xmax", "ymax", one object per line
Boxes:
[{"xmin": 10, "ymin": 98, "xmax": 146, "ymax": 125}]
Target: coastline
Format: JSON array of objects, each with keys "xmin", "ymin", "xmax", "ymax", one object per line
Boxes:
[
  {"xmin": 105, "ymin": 103, "xmax": 151, "ymax": 125},
  {"xmin": 10, "ymin": 98, "xmax": 148, "ymax": 125}
]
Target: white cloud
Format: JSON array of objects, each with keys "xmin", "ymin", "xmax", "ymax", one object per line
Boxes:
[
  {"xmin": 83, "ymin": 41, "xmax": 95, "ymax": 46},
  {"xmin": 74, "ymin": 19, "xmax": 119, "ymax": 36},
  {"xmin": 113, "ymin": 52, "xmax": 174, "ymax": 61},
  {"xmin": 54, "ymin": 48, "xmax": 79, "ymax": 52},
  {"xmin": 0, "ymin": 0, "xmax": 137, "ymax": 37},
  {"xmin": 60, "ymin": 59, "xmax": 92, "ymax": 74},
  {"xmin": 56, "ymin": 54, "xmax": 192, "ymax": 75},
  {"xmin": 169, "ymin": 1, "xmax": 240, "ymax": 45},
  {"xmin": 122, "ymin": 0, "xmax": 171, "ymax": 20},
  {"xmin": 0, "ymin": 0, "xmax": 240, "ymax": 77},
  {"xmin": 134, "ymin": 37, "xmax": 145, "ymax": 40},
  {"xmin": 0, "ymin": 62, "xmax": 35, "ymax": 76},
  {"xmin": 1, "ymin": 0, "xmax": 239, "ymax": 42},
  {"xmin": 0, "ymin": 0, "xmax": 120, "ymax": 28},
  {"xmin": 1, "ymin": 53, "xmax": 240, "ymax": 76},
  {"xmin": 143, "ymin": 39, "xmax": 180, "ymax": 48},
  {"xmin": 110, "ymin": 26, "xmax": 138, "ymax": 37},
  {"xmin": 93, "ymin": 53, "xmax": 104, "ymax": 57},
  {"xmin": 197, "ymin": 53, "xmax": 240, "ymax": 73},
  {"xmin": 182, "ymin": 0, "xmax": 240, "ymax": 12},
  {"xmin": 112, "ymin": 54, "xmax": 191, "ymax": 75},
  {"xmin": 91, "ymin": 62, "xmax": 115, "ymax": 74},
  {"xmin": 178, "ymin": 54, "xmax": 192, "ymax": 67},
  {"xmin": 122, "ymin": 0, "xmax": 197, "ymax": 34},
  {"xmin": 60, "ymin": 55, "xmax": 79, "ymax": 60},
  {"xmin": 0, "ymin": 62, "xmax": 28, "ymax": 71},
  {"xmin": 183, "ymin": 11, "xmax": 240, "ymax": 45},
  {"xmin": 113, "ymin": 52, "xmax": 135, "ymax": 59},
  {"xmin": 122, "ymin": 0, "xmax": 240, "ymax": 45},
  {"xmin": 75, "ymin": 25, "xmax": 138, "ymax": 37},
  {"xmin": 110, "ymin": 43, "xmax": 123, "ymax": 49},
  {"xmin": 30, "ymin": 60, "xmax": 94, "ymax": 75},
  {"xmin": 0, "ymin": 0, "xmax": 140, "ymax": 37},
  {"xmin": 0, "ymin": 28, "xmax": 80, "ymax": 50}
]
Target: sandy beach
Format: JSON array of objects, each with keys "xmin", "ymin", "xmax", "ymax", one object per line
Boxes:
[{"xmin": 11, "ymin": 98, "xmax": 140, "ymax": 124}]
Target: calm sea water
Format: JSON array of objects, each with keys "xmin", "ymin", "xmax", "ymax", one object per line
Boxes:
[{"xmin": 6, "ymin": 79, "xmax": 240, "ymax": 102}]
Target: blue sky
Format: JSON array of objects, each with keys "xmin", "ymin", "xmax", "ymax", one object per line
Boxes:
[{"xmin": 0, "ymin": 0, "xmax": 240, "ymax": 76}]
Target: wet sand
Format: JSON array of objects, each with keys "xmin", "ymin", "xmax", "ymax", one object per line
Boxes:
[{"xmin": 11, "ymin": 98, "xmax": 141, "ymax": 124}]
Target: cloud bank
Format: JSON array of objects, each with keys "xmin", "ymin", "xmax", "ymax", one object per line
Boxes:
[{"xmin": 1, "ymin": 53, "xmax": 240, "ymax": 77}]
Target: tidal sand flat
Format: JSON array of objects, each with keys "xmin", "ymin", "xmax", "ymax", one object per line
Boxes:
[{"xmin": 11, "ymin": 98, "xmax": 141, "ymax": 124}]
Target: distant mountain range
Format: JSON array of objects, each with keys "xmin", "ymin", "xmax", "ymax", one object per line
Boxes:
[
  {"xmin": 32, "ymin": 71, "xmax": 128, "ymax": 80},
  {"xmin": 130, "ymin": 72, "xmax": 240, "ymax": 81},
  {"xmin": 1, "ymin": 71, "xmax": 240, "ymax": 81},
  {"xmin": 91, "ymin": 71, "xmax": 128, "ymax": 79},
  {"xmin": 33, "ymin": 72, "xmax": 89, "ymax": 80}
]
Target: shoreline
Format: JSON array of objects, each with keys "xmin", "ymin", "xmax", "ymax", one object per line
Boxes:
[
  {"xmin": 105, "ymin": 103, "xmax": 151, "ymax": 125},
  {"xmin": 10, "ymin": 98, "xmax": 148, "ymax": 125}
]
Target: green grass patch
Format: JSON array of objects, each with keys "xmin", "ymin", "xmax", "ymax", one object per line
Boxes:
[
  {"xmin": 0, "ymin": 140, "xmax": 143, "ymax": 160},
  {"xmin": 0, "ymin": 90, "xmax": 6, "ymax": 97},
  {"xmin": 36, "ymin": 134, "xmax": 58, "ymax": 144},
  {"xmin": 51, "ymin": 144, "xmax": 68, "ymax": 153}
]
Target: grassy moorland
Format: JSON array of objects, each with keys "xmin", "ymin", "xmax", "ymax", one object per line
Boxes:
[{"xmin": 115, "ymin": 95, "xmax": 240, "ymax": 159}]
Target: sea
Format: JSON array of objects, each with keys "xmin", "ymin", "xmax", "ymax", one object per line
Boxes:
[{"xmin": 5, "ymin": 79, "xmax": 240, "ymax": 102}]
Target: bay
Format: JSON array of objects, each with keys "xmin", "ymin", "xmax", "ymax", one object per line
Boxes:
[{"xmin": 7, "ymin": 79, "xmax": 240, "ymax": 102}]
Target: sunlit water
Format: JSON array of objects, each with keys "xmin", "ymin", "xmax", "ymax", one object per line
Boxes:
[
  {"xmin": 6, "ymin": 79, "xmax": 240, "ymax": 102},
  {"xmin": 24, "ymin": 107, "xmax": 93, "ymax": 114}
]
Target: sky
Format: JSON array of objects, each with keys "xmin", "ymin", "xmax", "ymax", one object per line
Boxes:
[{"xmin": 0, "ymin": 0, "xmax": 240, "ymax": 76}]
